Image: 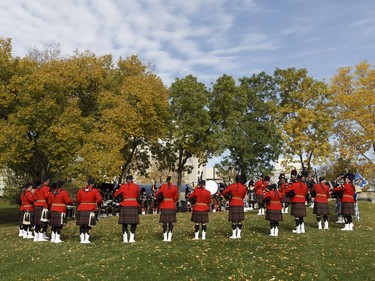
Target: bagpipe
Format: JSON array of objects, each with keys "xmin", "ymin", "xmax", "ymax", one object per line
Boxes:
[
  {"xmin": 156, "ymin": 192, "xmax": 164, "ymax": 203},
  {"xmin": 330, "ymin": 180, "xmax": 344, "ymax": 199},
  {"xmin": 286, "ymin": 190, "xmax": 295, "ymax": 199},
  {"xmin": 263, "ymin": 197, "xmax": 271, "ymax": 206}
]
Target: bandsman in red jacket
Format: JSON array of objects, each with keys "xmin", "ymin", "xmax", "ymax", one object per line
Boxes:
[
  {"xmin": 33, "ymin": 176, "xmax": 51, "ymax": 242},
  {"xmin": 222, "ymin": 174, "xmax": 247, "ymax": 239},
  {"xmin": 332, "ymin": 173, "xmax": 356, "ymax": 231},
  {"xmin": 189, "ymin": 180, "xmax": 211, "ymax": 240},
  {"xmin": 278, "ymin": 174, "xmax": 290, "ymax": 214},
  {"xmin": 311, "ymin": 177, "xmax": 330, "ymax": 230},
  {"xmin": 155, "ymin": 176, "xmax": 178, "ymax": 242},
  {"xmin": 76, "ymin": 178, "xmax": 102, "ymax": 243},
  {"xmin": 19, "ymin": 182, "xmax": 35, "ymax": 239},
  {"xmin": 285, "ymin": 175, "xmax": 309, "ymax": 234},
  {"xmin": 253, "ymin": 175, "xmax": 269, "ymax": 215},
  {"xmin": 263, "ymin": 184, "xmax": 283, "ymax": 236},
  {"xmin": 114, "ymin": 175, "xmax": 140, "ymax": 243},
  {"xmin": 48, "ymin": 181, "xmax": 73, "ymax": 243},
  {"xmin": 17, "ymin": 182, "xmax": 34, "ymax": 237}
]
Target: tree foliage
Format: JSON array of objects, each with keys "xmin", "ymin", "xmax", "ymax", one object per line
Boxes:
[
  {"xmin": 330, "ymin": 61, "xmax": 375, "ymax": 173},
  {"xmin": 0, "ymin": 38, "xmax": 169, "ymax": 186},
  {"xmin": 212, "ymin": 73, "xmax": 282, "ymax": 177},
  {"xmin": 274, "ymin": 68, "xmax": 334, "ymax": 173},
  {"xmin": 153, "ymin": 75, "xmax": 213, "ymax": 187}
]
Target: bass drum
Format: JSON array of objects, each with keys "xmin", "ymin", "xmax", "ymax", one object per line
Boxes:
[{"xmin": 205, "ymin": 180, "xmax": 218, "ymax": 195}]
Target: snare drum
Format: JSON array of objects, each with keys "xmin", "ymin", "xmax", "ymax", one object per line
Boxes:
[
  {"xmin": 249, "ymin": 192, "xmax": 256, "ymax": 202},
  {"xmin": 66, "ymin": 205, "xmax": 76, "ymax": 219}
]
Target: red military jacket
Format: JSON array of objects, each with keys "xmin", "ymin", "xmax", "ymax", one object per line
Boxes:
[
  {"xmin": 34, "ymin": 184, "xmax": 50, "ymax": 208},
  {"xmin": 48, "ymin": 188, "xmax": 74, "ymax": 213},
  {"xmin": 114, "ymin": 182, "xmax": 140, "ymax": 207},
  {"xmin": 333, "ymin": 182, "xmax": 355, "ymax": 203},
  {"xmin": 76, "ymin": 185, "xmax": 103, "ymax": 211},
  {"xmin": 189, "ymin": 187, "xmax": 211, "ymax": 211},
  {"xmin": 312, "ymin": 183, "xmax": 330, "ymax": 204},
  {"xmin": 156, "ymin": 183, "xmax": 178, "ymax": 210},
  {"xmin": 222, "ymin": 182, "xmax": 246, "ymax": 206},
  {"xmin": 19, "ymin": 189, "xmax": 35, "ymax": 211},
  {"xmin": 264, "ymin": 190, "xmax": 283, "ymax": 211},
  {"xmin": 285, "ymin": 180, "xmax": 309, "ymax": 203},
  {"xmin": 279, "ymin": 181, "xmax": 289, "ymax": 194},
  {"xmin": 253, "ymin": 179, "xmax": 268, "ymax": 195}
]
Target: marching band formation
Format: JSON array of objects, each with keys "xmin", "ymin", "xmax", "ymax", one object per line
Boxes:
[{"xmin": 17, "ymin": 171, "xmax": 359, "ymax": 244}]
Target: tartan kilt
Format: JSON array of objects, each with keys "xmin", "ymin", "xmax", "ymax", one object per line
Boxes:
[
  {"xmin": 228, "ymin": 206, "xmax": 244, "ymax": 222},
  {"xmin": 118, "ymin": 206, "xmax": 140, "ymax": 224},
  {"xmin": 313, "ymin": 202, "xmax": 330, "ymax": 216},
  {"xmin": 159, "ymin": 209, "xmax": 177, "ymax": 223},
  {"xmin": 76, "ymin": 210, "xmax": 96, "ymax": 226},
  {"xmin": 291, "ymin": 203, "xmax": 307, "ymax": 217},
  {"xmin": 266, "ymin": 210, "xmax": 283, "ymax": 222},
  {"xmin": 281, "ymin": 194, "xmax": 290, "ymax": 204},
  {"xmin": 18, "ymin": 210, "xmax": 24, "ymax": 226},
  {"xmin": 341, "ymin": 202, "xmax": 355, "ymax": 216},
  {"xmin": 256, "ymin": 194, "xmax": 264, "ymax": 205},
  {"xmin": 50, "ymin": 211, "xmax": 66, "ymax": 227},
  {"xmin": 34, "ymin": 206, "xmax": 43, "ymax": 225},
  {"xmin": 191, "ymin": 211, "xmax": 209, "ymax": 224}
]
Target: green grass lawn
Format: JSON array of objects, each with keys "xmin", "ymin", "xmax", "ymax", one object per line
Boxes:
[{"xmin": 0, "ymin": 201, "xmax": 374, "ymax": 281}]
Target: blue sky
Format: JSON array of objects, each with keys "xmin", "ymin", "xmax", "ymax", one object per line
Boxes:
[
  {"xmin": 1, "ymin": 0, "xmax": 375, "ymax": 87},
  {"xmin": 1, "ymin": 0, "xmax": 375, "ymax": 167}
]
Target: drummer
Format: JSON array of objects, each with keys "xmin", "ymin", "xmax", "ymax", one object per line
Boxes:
[
  {"xmin": 247, "ymin": 179, "xmax": 255, "ymax": 210},
  {"xmin": 189, "ymin": 180, "xmax": 211, "ymax": 240}
]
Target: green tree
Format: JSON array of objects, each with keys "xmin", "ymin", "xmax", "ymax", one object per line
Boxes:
[
  {"xmin": 212, "ymin": 73, "xmax": 282, "ymax": 177},
  {"xmin": 154, "ymin": 75, "xmax": 213, "ymax": 187}
]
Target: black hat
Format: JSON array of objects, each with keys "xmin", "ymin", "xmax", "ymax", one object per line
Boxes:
[
  {"xmin": 24, "ymin": 182, "xmax": 33, "ymax": 189},
  {"xmin": 343, "ymin": 173, "xmax": 355, "ymax": 182},
  {"xmin": 50, "ymin": 182, "xmax": 57, "ymax": 190},
  {"xmin": 268, "ymin": 183, "xmax": 277, "ymax": 190},
  {"xmin": 32, "ymin": 180, "xmax": 42, "ymax": 189},
  {"xmin": 198, "ymin": 180, "xmax": 206, "ymax": 186},
  {"xmin": 318, "ymin": 176, "xmax": 325, "ymax": 182},
  {"xmin": 87, "ymin": 178, "xmax": 94, "ymax": 185},
  {"xmin": 56, "ymin": 181, "xmax": 64, "ymax": 188},
  {"xmin": 237, "ymin": 174, "xmax": 247, "ymax": 184},
  {"xmin": 43, "ymin": 175, "xmax": 52, "ymax": 182}
]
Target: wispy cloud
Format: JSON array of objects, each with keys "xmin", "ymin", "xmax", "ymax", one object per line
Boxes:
[{"xmin": 1, "ymin": 0, "xmax": 375, "ymax": 86}]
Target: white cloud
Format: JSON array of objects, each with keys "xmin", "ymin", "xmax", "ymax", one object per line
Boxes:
[{"xmin": 1, "ymin": 0, "xmax": 375, "ymax": 86}]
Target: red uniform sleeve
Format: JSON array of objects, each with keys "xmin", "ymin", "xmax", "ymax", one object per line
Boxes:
[{"xmin": 63, "ymin": 190, "xmax": 74, "ymax": 205}]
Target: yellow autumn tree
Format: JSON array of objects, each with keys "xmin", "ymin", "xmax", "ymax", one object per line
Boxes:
[
  {"xmin": 0, "ymin": 38, "xmax": 168, "ymax": 186},
  {"xmin": 98, "ymin": 55, "xmax": 169, "ymax": 183},
  {"xmin": 274, "ymin": 68, "xmax": 334, "ymax": 173},
  {"xmin": 330, "ymin": 61, "xmax": 375, "ymax": 174}
]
